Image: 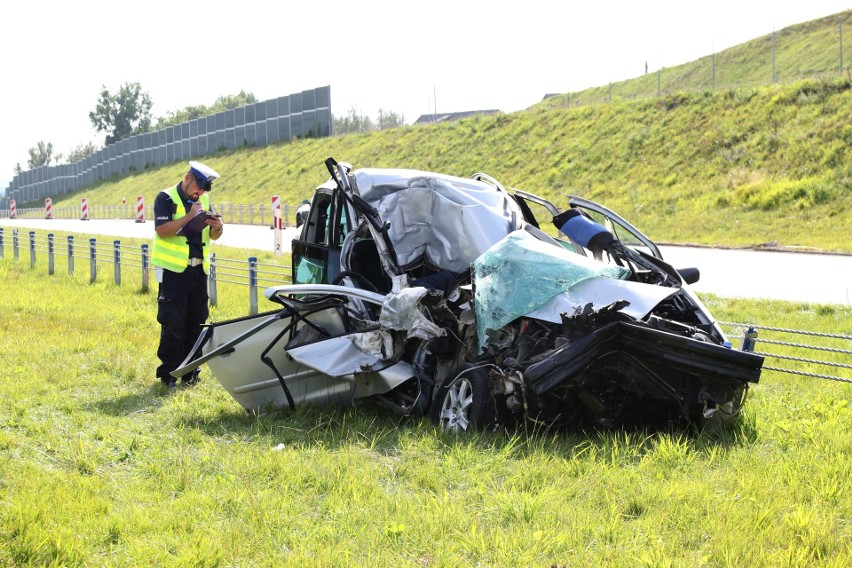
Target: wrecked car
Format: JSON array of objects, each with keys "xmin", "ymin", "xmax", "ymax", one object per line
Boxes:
[{"xmin": 174, "ymin": 158, "xmax": 763, "ymax": 431}]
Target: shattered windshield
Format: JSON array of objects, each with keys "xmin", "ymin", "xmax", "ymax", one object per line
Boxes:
[{"xmin": 472, "ymin": 229, "xmax": 630, "ymax": 348}]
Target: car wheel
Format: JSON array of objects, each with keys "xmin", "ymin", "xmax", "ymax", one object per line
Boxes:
[{"xmin": 430, "ymin": 366, "xmax": 496, "ymax": 432}]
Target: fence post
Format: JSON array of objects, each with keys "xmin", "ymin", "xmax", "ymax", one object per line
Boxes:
[
  {"xmin": 48, "ymin": 234, "xmax": 55, "ymax": 275},
  {"xmin": 68, "ymin": 235, "xmax": 75, "ymax": 275},
  {"xmin": 29, "ymin": 231, "xmax": 36, "ymax": 269},
  {"xmin": 772, "ymin": 29, "xmax": 777, "ymax": 84},
  {"xmin": 209, "ymin": 252, "xmax": 218, "ymax": 307},
  {"xmin": 272, "ymin": 196, "xmax": 283, "ymax": 257},
  {"xmin": 248, "ymin": 256, "xmax": 258, "ymax": 315},
  {"xmin": 13, "ymin": 229, "xmax": 18, "ymax": 260},
  {"xmin": 135, "ymin": 196, "xmax": 145, "ymax": 223},
  {"xmin": 113, "ymin": 240, "xmax": 121, "ymax": 286},
  {"xmin": 90, "ymin": 238, "xmax": 97, "ymax": 283},
  {"xmin": 741, "ymin": 326, "xmax": 758, "ymax": 352},
  {"xmin": 0, "ymin": 227, "xmax": 4, "ymax": 259},
  {"xmin": 141, "ymin": 243, "xmax": 149, "ymax": 292}
]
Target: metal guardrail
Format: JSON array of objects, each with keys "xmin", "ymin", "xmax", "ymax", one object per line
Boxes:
[
  {"xmin": 719, "ymin": 322, "xmax": 852, "ymax": 384},
  {"xmin": 0, "ymin": 202, "xmax": 300, "ymax": 228},
  {"xmin": 0, "ymin": 227, "xmax": 291, "ymax": 315},
  {"xmin": 2, "ymin": 227, "xmax": 849, "ymax": 385}
]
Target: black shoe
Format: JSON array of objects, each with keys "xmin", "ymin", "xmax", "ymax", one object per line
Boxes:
[
  {"xmin": 182, "ymin": 369, "xmax": 201, "ymax": 387},
  {"xmin": 161, "ymin": 380, "xmax": 177, "ymax": 390}
]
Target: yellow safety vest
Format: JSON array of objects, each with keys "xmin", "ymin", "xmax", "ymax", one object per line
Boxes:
[{"xmin": 151, "ymin": 184, "xmax": 211, "ymax": 274}]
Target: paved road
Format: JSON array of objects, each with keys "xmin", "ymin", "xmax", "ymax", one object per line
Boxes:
[{"xmin": 1, "ymin": 218, "xmax": 850, "ymax": 305}]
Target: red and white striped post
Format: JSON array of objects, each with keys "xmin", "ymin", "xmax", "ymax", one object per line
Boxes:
[
  {"xmin": 80, "ymin": 197, "xmax": 90, "ymax": 220},
  {"xmin": 44, "ymin": 197, "xmax": 53, "ymax": 219},
  {"xmin": 9, "ymin": 200, "xmax": 16, "ymax": 219},
  {"xmin": 271, "ymin": 195, "xmax": 283, "ymax": 257},
  {"xmin": 135, "ymin": 195, "xmax": 145, "ymax": 223}
]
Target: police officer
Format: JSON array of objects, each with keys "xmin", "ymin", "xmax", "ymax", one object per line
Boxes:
[{"xmin": 152, "ymin": 161, "xmax": 224, "ymax": 389}]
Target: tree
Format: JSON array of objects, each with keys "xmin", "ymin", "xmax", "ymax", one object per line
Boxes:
[
  {"xmin": 334, "ymin": 107, "xmax": 375, "ymax": 135},
  {"xmin": 65, "ymin": 141, "xmax": 99, "ymax": 164},
  {"xmin": 155, "ymin": 90, "xmax": 258, "ymax": 129},
  {"xmin": 376, "ymin": 108, "xmax": 405, "ymax": 130},
  {"xmin": 89, "ymin": 82, "xmax": 153, "ymax": 145},
  {"xmin": 27, "ymin": 141, "xmax": 62, "ymax": 168},
  {"xmin": 334, "ymin": 107, "xmax": 405, "ymax": 135},
  {"xmin": 211, "ymin": 90, "xmax": 257, "ymax": 112}
]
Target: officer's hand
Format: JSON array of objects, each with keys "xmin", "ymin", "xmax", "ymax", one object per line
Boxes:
[{"xmin": 205, "ymin": 216, "xmax": 223, "ymax": 231}]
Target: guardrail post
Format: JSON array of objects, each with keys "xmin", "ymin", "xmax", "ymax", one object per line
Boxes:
[
  {"xmin": 68, "ymin": 235, "xmax": 75, "ymax": 275},
  {"xmin": 13, "ymin": 229, "xmax": 18, "ymax": 259},
  {"xmin": 48, "ymin": 234, "xmax": 55, "ymax": 275},
  {"xmin": 29, "ymin": 231, "xmax": 36, "ymax": 269},
  {"xmin": 209, "ymin": 252, "xmax": 218, "ymax": 307},
  {"xmin": 89, "ymin": 238, "xmax": 97, "ymax": 283},
  {"xmin": 741, "ymin": 326, "xmax": 758, "ymax": 352},
  {"xmin": 248, "ymin": 256, "xmax": 258, "ymax": 315},
  {"xmin": 141, "ymin": 244, "xmax": 149, "ymax": 292},
  {"xmin": 0, "ymin": 227, "xmax": 4, "ymax": 259},
  {"xmin": 113, "ymin": 240, "xmax": 121, "ymax": 285}
]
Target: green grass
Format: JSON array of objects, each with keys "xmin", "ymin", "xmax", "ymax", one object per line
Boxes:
[
  {"xmin": 540, "ymin": 11, "xmax": 852, "ymax": 105},
  {"xmin": 1, "ymin": 253, "xmax": 850, "ymax": 566}
]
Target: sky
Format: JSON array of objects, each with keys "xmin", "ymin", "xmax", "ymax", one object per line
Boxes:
[{"xmin": 2, "ymin": 0, "xmax": 850, "ymax": 191}]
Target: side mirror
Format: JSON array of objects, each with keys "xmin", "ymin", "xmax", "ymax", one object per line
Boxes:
[{"xmin": 677, "ymin": 267, "xmax": 700, "ymax": 285}]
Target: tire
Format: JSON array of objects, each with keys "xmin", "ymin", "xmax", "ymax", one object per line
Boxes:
[{"xmin": 430, "ymin": 366, "xmax": 497, "ymax": 432}]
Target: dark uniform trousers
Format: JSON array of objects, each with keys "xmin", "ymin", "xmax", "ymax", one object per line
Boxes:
[{"xmin": 155, "ymin": 264, "xmax": 209, "ymax": 381}]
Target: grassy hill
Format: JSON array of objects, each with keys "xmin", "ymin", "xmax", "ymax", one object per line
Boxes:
[
  {"xmin": 539, "ymin": 11, "xmax": 852, "ymax": 106},
  {"xmin": 46, "ymin": 12, "xmax": 852, "ymax": 253}
]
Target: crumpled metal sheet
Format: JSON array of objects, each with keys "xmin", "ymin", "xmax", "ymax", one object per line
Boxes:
[
  {"xmin": 355, "ymin": 169, "xmax": 522, "ymax": 273},
  {"xmin": 378, "ymin": 286, "xmax": 446, "ymax": 341},
  {"xmin": 524, "ymin": 277, "xmax": 678, "ymax": 323},
  {"xmin": 472, "ymin": 230, "xmax": 630, "ymax": 348}
]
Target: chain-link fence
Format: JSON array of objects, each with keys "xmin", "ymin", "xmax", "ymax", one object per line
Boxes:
[{"xmin": 0, "ymin": 202, "xmax": 301, "ymax": 228}]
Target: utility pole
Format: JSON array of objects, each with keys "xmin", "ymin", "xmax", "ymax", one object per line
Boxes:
[
  {"xmin": 840, "ymin": 16, "xmax": 844, "ymax": 73},
  {"xmin": 433, "ymin": 86, "xmax": 437, "ymax": 123}
]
